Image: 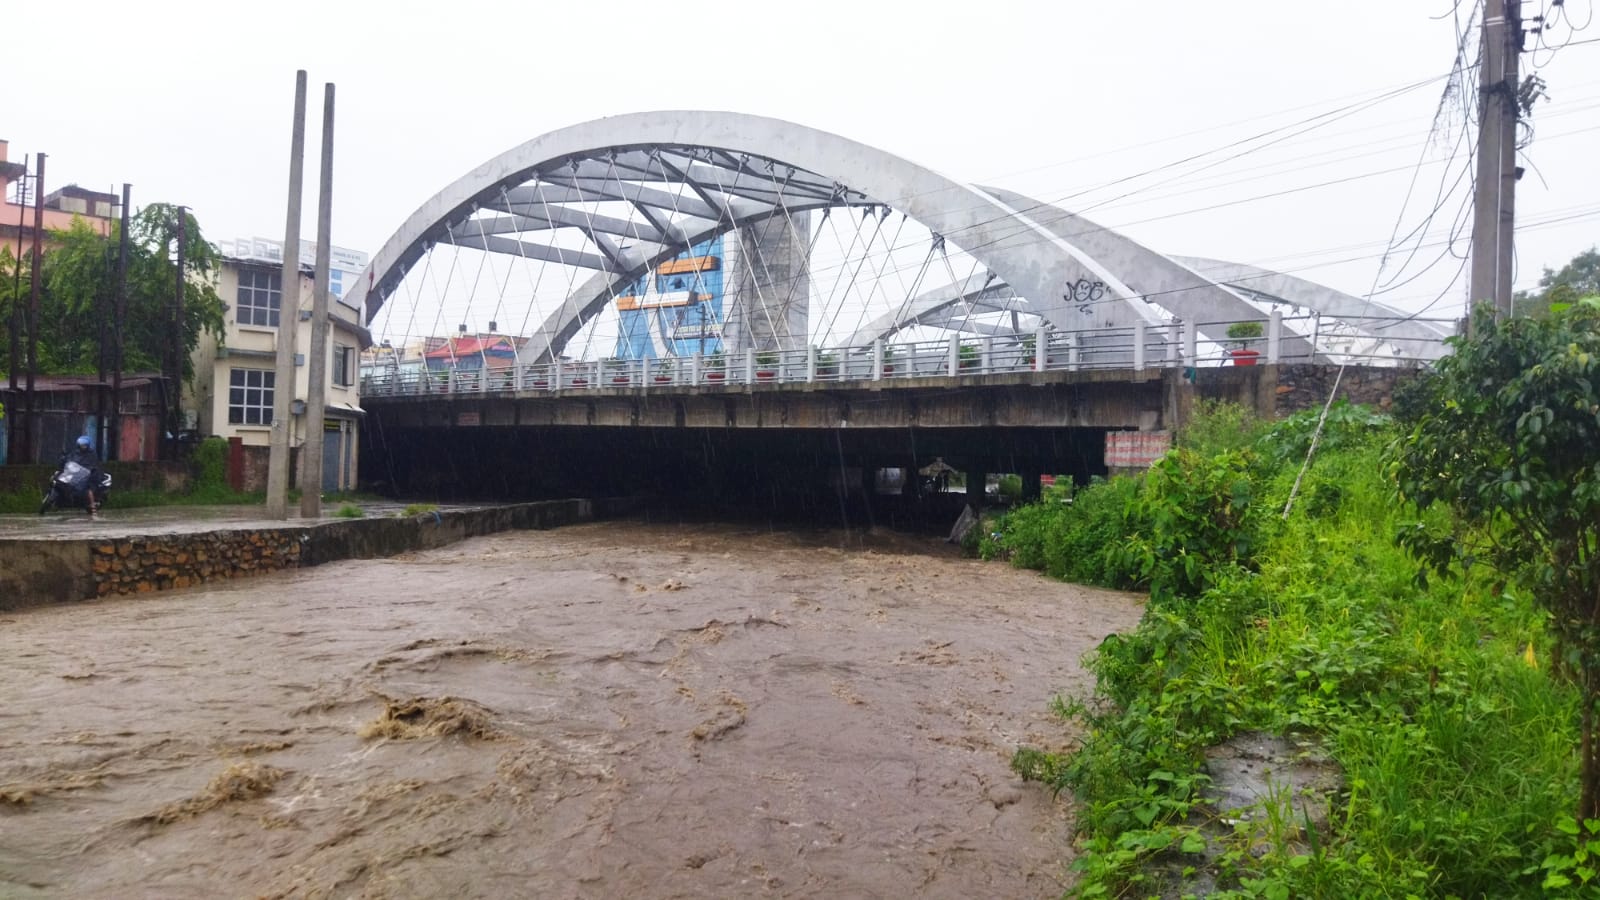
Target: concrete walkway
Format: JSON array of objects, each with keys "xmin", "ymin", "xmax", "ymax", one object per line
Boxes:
[{"xmin": 0, "ymin": 503, "xmax": 440, "ymax": 542}]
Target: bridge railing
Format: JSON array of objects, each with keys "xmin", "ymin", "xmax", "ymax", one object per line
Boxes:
[{"xmin": 359, "ymin": 313, "xmax": 1457, "ymax": 398}]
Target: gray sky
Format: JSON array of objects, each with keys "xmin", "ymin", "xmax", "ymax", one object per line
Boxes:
[{"xmin": 9, "ymin": 0, "xmax": 1599, "ymax": 319}]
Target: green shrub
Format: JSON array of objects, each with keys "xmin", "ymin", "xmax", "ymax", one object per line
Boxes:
[
  {"xmin": 334, "ymin": 503, "xmax": 364, "ymax": 518},
  {"xmin": 192, "ymin": 437, "xmax": 227, "ymax": 490},
  {"xmin": 402, "ymin": 502, "xmax": 439, "ymax": 517},
  {"xmin": 990, "ymin": 406, "xmax": 1576, "ymax": 897}
]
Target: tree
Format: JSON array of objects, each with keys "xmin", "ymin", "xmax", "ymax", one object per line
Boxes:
[
  {"xmin": 1389, "ymin": 299, "xmax": 1600, "ymax": 824},
  {"xmin": 1514, "ymin": 246, "xmax": 1600, "ymax": 318},
  {"xmin": 43, "ymin": 204, "xmax": 225, "ymax": 381}
]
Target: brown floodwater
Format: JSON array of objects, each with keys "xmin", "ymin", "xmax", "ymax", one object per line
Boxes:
[{"xmin": 0, "ymin": 520, "xmax": 1142, "ymax": 899}]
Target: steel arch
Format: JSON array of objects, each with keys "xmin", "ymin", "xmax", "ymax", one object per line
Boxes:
[{"xmin": 347, "ymin": 111, "xmax": 1163, "ymax": 361}]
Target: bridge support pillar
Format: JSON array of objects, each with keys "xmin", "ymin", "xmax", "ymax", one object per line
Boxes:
[
  {"xmin": 1021, "ymin": 467, "xmax": 1043, "ymax": 503},
  {"xmin": 965, "ymin": 467, "xmax": 986, "ymax": 513}
]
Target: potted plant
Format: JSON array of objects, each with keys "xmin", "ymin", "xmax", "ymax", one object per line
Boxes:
[
  {"xmin": 1225, "ymin": 321, "xmax": 1264, "ymax": 366},
  {"xmin": 957, "ymin": 342, "xmax": 979, "ymax": 372},
  {"xmin": 704, "ymin": 352, "xmax": 726, "ymax": 381},
  {"xmin": 881, "ymin": 346, "xmax": 898, "ymax": 375},
  {"xmin": 816, "ymin": 350, "xmax": 839, "ymax": 378},
  {"xmin": 755, "ymin": 349, "xmax": 779, "ymax": 380},
  {"xmin": 1019, "ymin": 334, "xmax": 1037, "ymax": 368},
  {"xmin": 652, "ymin": 358, "xmax": 675, "ymax": 384}
]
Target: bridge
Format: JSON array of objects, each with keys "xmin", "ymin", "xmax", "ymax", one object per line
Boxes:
[{"xmin": 350, "ymin": 112, "xmax": 1452, "ymax": 511}]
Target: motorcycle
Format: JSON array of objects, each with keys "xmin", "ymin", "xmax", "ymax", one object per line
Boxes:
[{"xmin": 39, "ymin": 461, "xmax": 113, "ymax": 515}]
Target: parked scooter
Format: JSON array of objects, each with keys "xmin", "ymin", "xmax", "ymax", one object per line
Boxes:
[{"xmin": 39, "ymin": 460, "xmax": 113, "ymax": 515}]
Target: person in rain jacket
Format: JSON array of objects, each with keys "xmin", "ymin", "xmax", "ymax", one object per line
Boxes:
[{"xmin": 63, "ymin": 435, "xmax": 103, "ymax": 519}]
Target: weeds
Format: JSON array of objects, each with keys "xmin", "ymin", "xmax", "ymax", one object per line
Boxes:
[{"xmin": 985, "ymin": 401, "xmax": 1576, "ymax": 897}]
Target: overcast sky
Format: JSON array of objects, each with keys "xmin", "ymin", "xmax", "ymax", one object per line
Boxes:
[{"xmin": 8, "ymin": 0, "xmax": 1598, "ymax": 319}]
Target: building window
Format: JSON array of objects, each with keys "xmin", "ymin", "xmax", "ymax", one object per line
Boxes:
[
  {"xmin": 333, "ymin": 344, "xmax": 353, "ymax": 386},
  {"xmin": 237, "ymin": 269, "xmax": 281, "ymax": 327},
  {"xmin": 228, "ymin": 368, "xmax": 275, "ymax": 425}
]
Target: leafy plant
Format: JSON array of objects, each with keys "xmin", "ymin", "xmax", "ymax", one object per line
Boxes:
[
  {"xmin": 402, "ymin": 502, "xmax": 439, "ymax": 516},
  {"xmin": 1390, "ymin": 299, "xmax": 1600, "ymax": 822},
  {"xmin": 754, "ymin": 349, "xmax": 779, "ymax": 368},
  {"xmin": 958, "ymin": 342, "xmax": 979, "ymax": 370},
  {"xmin": 986, "ymin": 398, "xmax": 1576, "ymax": 897},
  {"xmin": 1226, "ymin": 321, "xmax": 1264, "ymax": 348},
  {"xmin": 334, "ymin": 502, "xmax": 364, "ymax": 518}
]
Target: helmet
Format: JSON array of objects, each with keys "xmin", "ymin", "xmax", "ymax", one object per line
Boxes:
[{"xmin": 76, "ymin": 435, "xmax": 93, "ymax": 450}]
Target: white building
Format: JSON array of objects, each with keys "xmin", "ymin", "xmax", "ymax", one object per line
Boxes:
[
  {"xmin": 217, "ymin": 237, "xmax": 370, "ymax": 302},
  {"xmin": 188, "ymin": 251, "xmax": 372, "ymax": 492}
]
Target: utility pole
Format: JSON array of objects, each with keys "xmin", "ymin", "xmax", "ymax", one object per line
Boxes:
[
  {"xmin": 169, "ymin": 205, "xmax": 187, "ymax": 456},
  {"xmin": 1469, "ymin": 0, "xmax": 1522, "ymax": 326},
  {"xmin": 300, "ymin": 82, "xmax": 335, "ymax": 518},
  {"xmin": 109, "ymin": 184, "xmax": 130, "ymax": 462},
  {"xmin": 267, "ymin": 71, "xmax": 307, "ymax": 519},
  {"xmin": 6, "ymin": 154, "xmax": 27, "ymax": 465},
  {"xmin": 24, "ymin": 152, "xmax": 44, "ymax": 464}
]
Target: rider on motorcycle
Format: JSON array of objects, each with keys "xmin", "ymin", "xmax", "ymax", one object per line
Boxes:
[{"xmin": 64, "ymin": 435, "xmax": 103, "ymax": 520}]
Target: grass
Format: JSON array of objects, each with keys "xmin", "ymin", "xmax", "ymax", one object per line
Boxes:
[{"xmin": 983, "ymin": 402, "xmax": 1577, "ymax": 898}]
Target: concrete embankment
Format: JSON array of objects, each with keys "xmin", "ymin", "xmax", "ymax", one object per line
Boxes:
[{"xmin": 0, "ymin": 499, "xmax": 634, "ymax": 610}]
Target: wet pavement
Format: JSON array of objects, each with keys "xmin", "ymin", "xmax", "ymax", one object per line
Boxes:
[
  {"xmin": 0, "ymin": 520, "xmax": 1143, "ymax": 898},
  {"xmin": 0, "ymin": 503, "xmax": 456, "ymax": 541}
]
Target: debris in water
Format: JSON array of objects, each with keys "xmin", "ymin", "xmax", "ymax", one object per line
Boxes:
[
  {"xmin": 359, "ymin": 696, "xmax": 500, "ymax": 741},
  {"xmin": 1, "ymin": 769, "xmax": 106, "ymax": 806},
  {"xmin": 145, "ymin": 762, "xmax": 286, "ymax": 825},
  {"xmin": 691, "ymin": 692, "xmax": 748, "ymax": 741}
]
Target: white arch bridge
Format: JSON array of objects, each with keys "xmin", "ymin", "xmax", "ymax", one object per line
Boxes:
[{"xmin": 352, "ymin": 110, "xmax": 1453, "ymax": 399}]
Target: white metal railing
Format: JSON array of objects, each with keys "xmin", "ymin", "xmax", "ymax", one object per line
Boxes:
[{"xmin": 359, "ymin": 314, "xmax": 1456, "ymax": 399}]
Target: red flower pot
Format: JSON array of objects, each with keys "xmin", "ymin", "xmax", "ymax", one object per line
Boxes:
[{"xmin": 1229, "ymin": 349, "xmax": 1261, "ymax": 366}]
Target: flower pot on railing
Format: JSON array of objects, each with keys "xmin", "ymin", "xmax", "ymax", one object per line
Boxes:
[
  {"xmin": 653, "ymin": 376, "xmax": 673, "ymax": 384},
  {"xmin": 957, "ymin": 344, "xmax": 979, "ymax": 372},
  {"xmin": 705, "ymin": 371, "xmax": 726, "ymax": 382},
  {"xmin": 756, "ymin": 370, "xmax": 777, "ymax": 381},
  {"xmin": 1225, "ymin": 322, "xmax": 1265, "ymax": 366},
  {"xmin": 532, "ymin": 380, "xmax": 549, "ymax": 389}
]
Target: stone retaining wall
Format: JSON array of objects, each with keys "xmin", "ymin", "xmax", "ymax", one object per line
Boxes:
[
  {"xmin": 0, "ymin": 498, "xmax": 634, "ymax": 610},
  {"xmin": 90, "ymin": 530, "xmax": 305, "ymax": 596}
]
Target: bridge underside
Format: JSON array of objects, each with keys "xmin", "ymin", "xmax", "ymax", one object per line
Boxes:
[{"xmin": 361, "ymin": 366, "xmax": 1307, "ymax": 522}]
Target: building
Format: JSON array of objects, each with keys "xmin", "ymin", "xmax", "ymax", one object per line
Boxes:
[
  {"xmin": 187, "ymin": 253, "xmax": 372, "ymax": 492},
  {"xmin": 0, "ymin": 140, "xmax": 117, "ymax": 251},
  {"xmin": 217, "ymin": 237, "xmax": 370, "ymax": 301},
  {"xmin": 0, "ymin": 374, "xmax": 165, "ymax": 465},
  {"xmin": 611, "ymin": 215, "xmax": 812, "ymax": 360}
]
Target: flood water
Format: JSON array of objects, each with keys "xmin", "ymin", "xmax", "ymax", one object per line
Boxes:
[{"xmin": 0, "ymin": 520, "xmax": 1142, "ymax": 899}]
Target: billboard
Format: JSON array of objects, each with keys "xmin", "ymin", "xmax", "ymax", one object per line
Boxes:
[{"xmin": 613, "ymin": 236, "xmax": 726, "ymax": 359}]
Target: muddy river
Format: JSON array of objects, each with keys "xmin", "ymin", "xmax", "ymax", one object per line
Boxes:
[{"xmin": 0, "ymin": 521, "xmax": 1142, "ymax": 899}]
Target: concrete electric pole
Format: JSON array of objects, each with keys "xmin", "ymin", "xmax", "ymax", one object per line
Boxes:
[
  {"xmin": 299, "ymin": 82, "xmax": 335, "ymax": 519},
  {"xmin": 1468, "ymin": 0, "xmax": 1522, "ymax": 324},
  {"xmin": 266, "ymin": 71, "xmax": 307, "ymax": 519}
]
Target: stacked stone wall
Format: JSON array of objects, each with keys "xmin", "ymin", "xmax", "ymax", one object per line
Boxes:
[
  {"xmin": 1272, "ymin": 364, "xmax": 1421, "ymax": 416},
  {"xmin": 90, "ymin": 530, "xmax": 305, "ymax": 596},
  {"xmin": 1, "ymin": 498, "xmax": 635, "ymax": 610}
]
